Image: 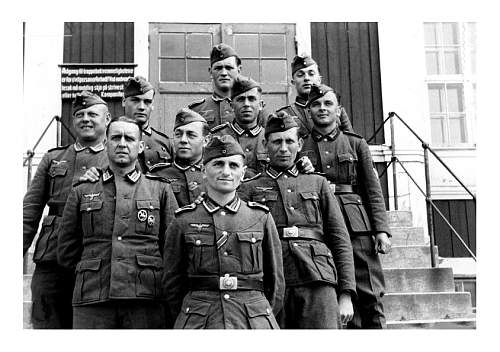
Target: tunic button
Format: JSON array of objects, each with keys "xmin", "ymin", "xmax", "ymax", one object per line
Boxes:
[
  {"xmin": 146, "ymin": 146, "xmax": 150, "ymax": 149},
  {"xmin": 293, "ymin": 243, "xmax": 298, "ymax": 247},
  {"xmin": 287, "ymin": 189, "xmax": 292, "ymax": 193},
  {"xmin": 251, "ymin": 238, "xmax": 256, "ymax": 243},
  {"xmin": 147, "ymin": 161, "xmax": 151, "ymax": 164},
  {"xmin": 117, "ymin": 236, "xmax": 122, "ymax": 241},
  {"xmin": 223, "ymin": 251, "xmax": 228, "ymax": 256},
  {"xmin": 191, "ymin": 168, "xmax": 196, "ymax": 172},
  {"xmin": 222, "ymin": 231, "xmax": 228, "ymax": 236},
  {"xmin": 266, "ymin": 308, "xmax": 270, "ymax": 314},
  {"xmin": 223, "ymin": 294, "xmax": 230, "ymax": 300},
  {"xmin": 86, "ymin": 207, "xmax": 91, "ymax": 211},
  {"xmin": 195, "ymin": 240, "xmax": 201, "ymax": 246},
  {"xmin": 261, "ymin": 198, "xmax": 266, "ymax": 202},
  {"xmin": 245, "ymin": 148, "xmax": 250, "ymax": 152},
  {"xmin": 323, "ymin": 138, "xmax": 328, "ymax": 142},
  {"xmin": 149, "ymin": 205, "xmax": 154, "ymax": 210},
  {"xmin": 284, "ymin": 175, "xmax": 288, "ymax": 179},
  {"xmin": 221, "ymin": 211, "xmax": 226, "ymax": 216},
  {"xmin": 186, "ymin": 307, "xmax": 190, "ymax": 313},
  {"xmin": 357, "ymin": 200, "xmax": 361, "ymax": 203},
  {"xmin": 82, "ymin": 166, "xmax": 86, "ymax": 170},
  {"xmin": 162, "ymin": 147, "xmax": 166, "ymax": 151},
  {"xmin": 326, "ymin": 165, "xmax": 331, "ymax": 169},
  {"xmin": 325, "ymin": 151, "xmax": 329, "ymax": 154},
  {"xmin": 290, "ymin": 206, "xmax": 294, "ymax": 210}
]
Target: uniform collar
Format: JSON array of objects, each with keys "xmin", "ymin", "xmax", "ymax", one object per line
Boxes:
[
  {"xmin": 212, "ymin": 92, "xmax": 231, "ymax": 102},
  {"xmin": 311, "ymin": 127, "xmax": 340, "ymax": 142},
  {"xmin": 230, "ymin": 121, "xmax": 263, "ymax": 137},
  {"xmin": 102, "ymin": 167, "xmax": 141, "ymax": 183},
  {"xmin": 266, "ymin": 164, "xmax": 299, "ymax": 179},
  {"xmin": 142, "ymin": 124, "xmax": 152, "ymax": 136},
  {"xmin": 295, "ymin": 96, "xmax": 308, "ymax": 108},
  {"xmin": 203, "ymin": 194, "xmax": 241, "ymax": 214},
  {"xmin": 173, "ymin": 159, "xmax": 203, "ymax": 171},
  {"xmin": 74, "ymin": 142, "xmax": 105, "ymax": 153}
]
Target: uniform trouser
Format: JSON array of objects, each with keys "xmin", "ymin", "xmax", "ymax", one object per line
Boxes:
[
  {"xmin": 277, "ymin": 282, "xmax": 340, "ymax": 329},
  {"xmin": 30, "ymin": 263, "xmax": 75, "ymax": 329},
  {"xmin": 347, "ymin": 236, "xmax": 386, "ymax": 329},
  {"xmin": 73, "ymin": 300, "xmax": 166, "ymax": 329}
]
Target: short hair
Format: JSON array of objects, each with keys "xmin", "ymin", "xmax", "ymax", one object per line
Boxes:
[{"xmin": 106, "ymin": 116, "xmax": 142, "ymax": 140}]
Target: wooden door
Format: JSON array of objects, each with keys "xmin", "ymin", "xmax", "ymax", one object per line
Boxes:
[{"xmin": 149, "ymin": 23, "xmax": 296, "ymax": 135}]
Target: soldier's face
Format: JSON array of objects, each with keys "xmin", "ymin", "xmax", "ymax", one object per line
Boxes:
[
  {"xmin": 265, "ymin": 128, "xmax": 303, "ymax": 169},
  {"xmin": 309, "ymin": 92, "xmax": 341, "ymax": 128},
  {"xmin": 209, "ymin": 56, "xmax": 241, "ymax": 92},
  {"xmin": 203, "ymin": 155, "xmax": 246, "ymax": 194},
  {"xmin": 292, "ymin": 65, "xmax": 321, "ymax": 97},
  {"xmin": 122, "ymin": 90, "xmax": 155, "ymax": 126},
  {"xmin": 73, "ymin": 104, "xmax": 110, "ymax": 142},
  {"xmin": 231, "ymin": 88, "xmax": 262, "ymax": 125},
  {"xmin": 106, "ymin": 121, "xmax": 144, "ymax": 167},
  {"xmin": 174, "ymin": 121, "xmax": 207, "ymax": 162}
]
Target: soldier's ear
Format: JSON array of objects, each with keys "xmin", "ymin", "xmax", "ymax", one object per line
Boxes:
[
  {"xmin": 237, "ymin": 65, "xmax": 242, "ymax": 74},
  {"xmin": 240, "ymin": 166, "xmax": 247, "ymax": 182},
  {"xmin": 298, "ymin": 137, "xmax": 304, "ymax": 152}
]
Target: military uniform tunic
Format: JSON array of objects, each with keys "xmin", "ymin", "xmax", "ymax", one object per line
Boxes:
[
  {"xmin": 138, "ymin": 124, "xmax": 174, "ymax": 172},
  {"xmin": 23, "ymin": 142, "xmax": 107, "ymax": 328},
  {"xmin": 148, "ymin": 160, "xmax": 204, "ymax": 207},
  {"xmin": 212, "ymin": 121, "xmax": 268, "ymax": 177},
  {"xmin": 163, "ymin": 195, "xmax": 285, "ymax": 329},
  {"xmin": 239, "ymin": 165, "xmax": 356, "ymax": 328},
  {"xmin": 278, "ymin": 96, "xmax": 353, "ymax": 138},
  {"xmin": 57, "ymin": 168, "xmax": 178, "ymax": 308},
  {"xmin": 299, "ymin": 128, "xmax": 390, "ymax": 328}
]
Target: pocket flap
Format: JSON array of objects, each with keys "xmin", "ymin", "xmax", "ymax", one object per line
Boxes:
[
  {"xmin": 136, "ymin": 254, "xmax": 162, "ymax": 268},
  {"xmin": 76, "ymin": 258, "xmax": 101, "ymax": 272},
  {"xmin": 136, "ymin": 200, "xmax": 160, "ymax": 210},
  {"xmin": 338, "ymin": 153, "xmax": 356, "ymax": 163},
  {"xmin": 311, "ymin": 243, "xmax": 332, "ymax": 257},
  {"xmin": 49, "ymin": 165, "xmax": 68, "ymax": 177},
  {"xmin": 337, "ymin": 193, "xmax": 363, "ymax": 206},
  {"xmin": 254, "ymin": 192, "xmax": 278, "ymax": 202},
  {"xmin": 42, "ymin": 215, "xmax": 56, "ymax": 226},
  {"xmin": 300, "ymin": 191, "xmax": 319, "ymax": 201},
  {"xmin": 237, "ymin": 232, "xmax": 264, "ymax": 243},
  {"xmin": 80, "ymin": 200, "xmax": 103, "ymax": 212},
  {"xmin": 184, "ymin": 299, "xmax": 211, "ymax": 316},
  {"xmin": 245, "ymin": 299, "xmax": 271, "ymax": 318},
  {"xmin": 185, "ymin": 234, "xmax": 215, "ymax": 246}
]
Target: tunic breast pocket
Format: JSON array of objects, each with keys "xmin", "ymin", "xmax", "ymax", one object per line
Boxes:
[
  {"xmin": 79, "ymin": 201, "xmax": 104, "ymax": 236},
  {"xmin": 299, "ymin": 191, "xmax": 321, "ymax": 224},
  {"xmin": 135, "ymin": 200, "xmax": 160, "ymax": 235},
  {"xmin": 236, "ymin": 232, "xmax": 264, "ymax": 274},
  {"xmin": 184, "ymin": 233, "xmax": 217, "ymax": 274},
  {"xmin": 337, "ymin": 153, "xmax": 357, "ymax": 183},
  {"xmin": 337, "ymin": 193, "xmax": 372, "ymax": 233},
  {"xmin": 48, "ymin": 164, "xmax": 68, "ymax": 195},
  {"xmin": 252, "ymin": 192, "xmax": 277, "ymax": 211}
]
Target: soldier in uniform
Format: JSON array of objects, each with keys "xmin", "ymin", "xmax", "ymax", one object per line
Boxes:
[
  {"xmin": 23, "ymin": 91, "xmax": 110, "ymax": 328},
  {"xmin": 57, "ymin": 116, "xmax": 178, "ymax": 328},
  {"xmin": 277, "ymin": 54, "xmax": 353, "ymax": 138},
  {"xmin": 211, "ymin": 76, "xmax": 268, "ymax": 177},
  {"xmin": 148, "ymin": 108, "xmax": 210, "ymax": 207},
  {"xmin": 188, "ymin": 43, "xmax": 271, "ymax": 130},
  {"xmin": 239, "ymin": 112, "xmax": 356, "ymax": 329},
  {"xmin": 122, "ymin": 76, "xmax": 174, "ymax": 172},
  {"xmin": 299, "ymin": 84, "xmax": 392, "ymax": 329},
  {"xmin": 162, "ymin": 135, "xmax": 285, "ymax": 329}
]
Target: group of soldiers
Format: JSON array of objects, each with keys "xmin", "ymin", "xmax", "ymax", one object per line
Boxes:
[{"xmin": 23, "ymin": 43, "xmax": 391, "ymax": 329}]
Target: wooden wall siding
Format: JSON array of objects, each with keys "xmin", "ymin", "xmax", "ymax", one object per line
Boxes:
[
  {"xmin": 311, "ymin": 22, "xmax": 385, "ymax": 145},
  {"xmin": 61, "ymin": 22, "xmax": 134, "ymax": 145},
  {"xmin": 433, "ymin": 200, "xmax": 476, "ymax": 258}
]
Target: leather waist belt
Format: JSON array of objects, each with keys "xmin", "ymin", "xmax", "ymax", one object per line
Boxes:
[
  {"xmin": 48, "ymin": 204, "xmax": 65, "ymax": 216},
  {"xmin": 188, "ymin": 275, "xmax": 264, "ymax": 291},
  {"xmin": 278, "ymin": 226, "xmax": 324, "ymax": 242},
  {"xmin": 329, "ymin": 183, "xmax": 355, "ymax": 194}
]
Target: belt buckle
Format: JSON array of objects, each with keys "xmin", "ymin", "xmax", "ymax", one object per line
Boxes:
[
  {"xmin": 283, "ymin": 226, "xmax": 299, "ymax": 238},
  {"xmin": 220, "ymin": 274, "xmax": 238, "ymax": 290}
]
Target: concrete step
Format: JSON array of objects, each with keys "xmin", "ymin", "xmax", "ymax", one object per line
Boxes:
[
  {"xmin": 24, "ymin": 250, "xmax": 36, "ymax": 275},
  {"xmin": 387, "ymin": 317, "xmax": 476, "ymax": 329},
  {"xmin": 389, "ymin": 226, "xmax": 426, "ymax": 246},
  {"xmin": 380, "ymin": 245, "xmax": 438, "ymax": 269},
  {"xmin": 24, "ymin": 274, "xmax": 32, "ymax": 302},
  {"xmin": 387, "ymin": 210, "xmax": 413, "ymax": 228},
  {"xmin": 384, "ymin": 267, "xmax": 455, "ymax": 293},
  {"xmin": 383, "ymin": 292, "xmax": 473, "ymax": 321},
  {"xmin": 24, "ymin": 301, "xmax": 32, "ymax": 329}
]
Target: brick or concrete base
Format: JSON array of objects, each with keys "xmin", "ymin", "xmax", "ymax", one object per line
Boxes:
[
  {"xmin": 387, "ymin": 318, "xmax": 476, "ymax": 329},
  {"xmin": 384, "ymin": 267, "xmax": 455, "ymax": 293},
  {"xmin": 24, "ymin": 274, "xmax": 32, "ymax": 302},
  {"xmin": 383, "ymin": 292, "xmax": 473, "ymax": 321},
  {"xmin": 24, "ymin": 301, "xmax": 32, "ymax": 329},
  {"xmin": 380, "ymin": 245, "xmax": 438, "ymax": 269},
  {"xmin": 387, "ymin": 210, "xmax": 413, "ymax": 228},
  {"xmin": 390, "ymin": 227, "xmax": 426, "ymax": 246}
]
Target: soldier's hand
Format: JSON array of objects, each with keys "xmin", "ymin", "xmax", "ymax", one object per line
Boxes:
[
  {"xmin": 338, "ymin": 293, "xmax": 354, "ymax": 324},
  {"xmin": 79, "ymin": 166, "xmax": 100, "ymax": 183},
  {"xmin": 296, "ymin": 156, "xmax": 315, "ymax": 173},
  {"xmin": 375, "ymin": 232, "xmax": 392, "ymax": 254}
]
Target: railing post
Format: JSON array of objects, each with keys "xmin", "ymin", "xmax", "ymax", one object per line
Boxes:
[
  {"xmin": 423, "ymin": 144, "xmax": 437, "ymax": 268},
  {"xmin": 389, "ymin": 112, "xmax": 398, "ymax": 210},
  {"xmin": 24, "ymin": 150, "xmax": 34, "ymax": 275}
]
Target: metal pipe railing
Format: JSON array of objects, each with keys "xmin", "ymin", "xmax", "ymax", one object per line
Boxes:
[{"xmin": 423, "ymin": 147, "xmax": 437, "ymax": 267}]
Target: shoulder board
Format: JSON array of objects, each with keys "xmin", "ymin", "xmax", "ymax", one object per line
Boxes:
[
  {"xmin": 148, "ymin": 162, "xmax": 172, "ymax": 172},
  {"xmin": 309, "ymin": 171, "xmax": 326, "ymax": 177},
  {"xmin": 242, "ymin": 172, "xmax": 262, "ymax": 183},
  {"xmin": 175, "ymin": 203, "xmax": 197, "ymax": 215},
  {"xmin": 145, "ymin": 173, "xmax": 170, "ymax": 183},
  {"xmin": 188, "ymin": 98, "xmax": 206, "ymax": 109},
  {"xmin": 210, "ymin": 122, "xmax": 230, "ymax": 133},
  {"xmin": 343, "ymin": 131, "xmax": 363, "ymax": 139},
  {"xmin": 276, "ymin": 105, "xmax": 292, "ymax": 112},
  {"xmin": 48, "ymin": 144, "xmax": 70, "ymax": 153},
  {"xmin": 246, "ymin": 201, "xmax": 269, "ymax": 213},
  {"xmin": 150, "ymin": 127, "xmax": 170, "ymax": 139}
]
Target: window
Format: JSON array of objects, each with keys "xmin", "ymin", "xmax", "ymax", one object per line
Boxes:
[{"xmin": 424, "ymin": 22, "xmax": 476, "ymax": 147}]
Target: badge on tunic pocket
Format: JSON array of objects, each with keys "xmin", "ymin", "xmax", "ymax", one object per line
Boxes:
[
  {"xmin": 138, "ymin": 209, "xmax": 147, "ymax": 222},
  {"xmin": 147, "ymin": 215, "xmax": 155, "ymax": 227}
]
